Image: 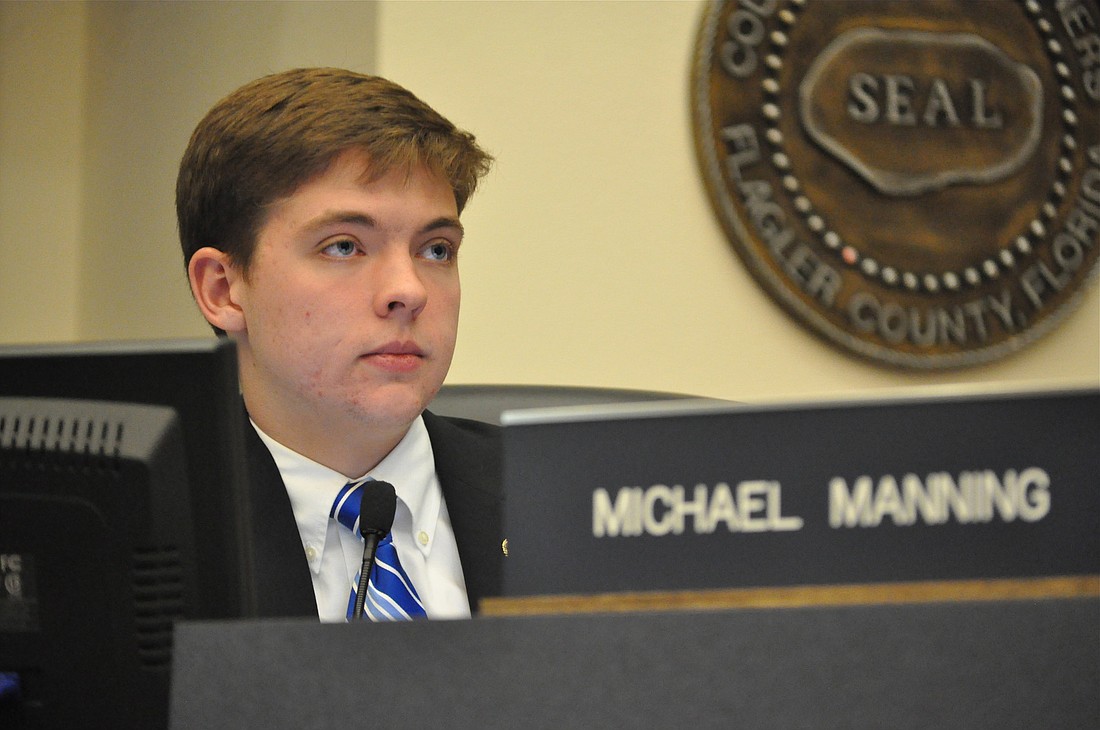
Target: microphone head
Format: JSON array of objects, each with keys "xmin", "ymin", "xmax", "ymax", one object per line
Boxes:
[{"xmin": 358, "ymin": 480, "xmax": 397, "ymax": 538}]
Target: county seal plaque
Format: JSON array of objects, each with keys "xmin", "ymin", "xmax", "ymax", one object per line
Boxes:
[{"xmin": 692, "ymin": 0, "xmax": 1099, "ymax": 368}]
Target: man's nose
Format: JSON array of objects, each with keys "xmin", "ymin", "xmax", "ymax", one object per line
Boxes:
[{"xmin": 373, "ymin": 252, "xmax": 428, "ymax": 318}]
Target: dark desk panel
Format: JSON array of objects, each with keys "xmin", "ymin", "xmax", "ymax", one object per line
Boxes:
[{"xmin": 171, "ymin": 597, "xmax": 1097, "ymax": 729}]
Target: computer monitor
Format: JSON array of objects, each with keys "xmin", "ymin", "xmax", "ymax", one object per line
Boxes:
[{"xmin": 0, "ymin": 338, "xmax": 257, "ymax": 728}]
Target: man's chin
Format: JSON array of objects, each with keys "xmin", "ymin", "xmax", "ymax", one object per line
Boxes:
[{"xmin": 347, "ymin": 386, "xmax": 437, "ymax": 429}]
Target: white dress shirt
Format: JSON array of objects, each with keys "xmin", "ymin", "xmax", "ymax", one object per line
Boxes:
[{"xmin": 251, "ymin": 416, "xmax": 471, "ymax": 622}]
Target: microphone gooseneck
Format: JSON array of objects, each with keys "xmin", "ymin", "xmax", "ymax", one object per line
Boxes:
[{"xmin": 352, "ymin": 480, "xmax": 398, "ymax": 621}]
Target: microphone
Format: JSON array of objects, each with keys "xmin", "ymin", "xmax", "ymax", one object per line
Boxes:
[{"xmin": 352, "ymin": 480, "xmax": 397, "ymax": 621}]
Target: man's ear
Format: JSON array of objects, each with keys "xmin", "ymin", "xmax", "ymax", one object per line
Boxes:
[{"xmin": 188, "ymin": 247, "xmax": 247, "ymax": 333}]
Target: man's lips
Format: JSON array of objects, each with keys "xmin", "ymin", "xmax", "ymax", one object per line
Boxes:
[
  {"xmin": 361, "ymin": 342, "xmax": 426, "ymax": 372},
  {"xmin": 367, "ymin": 341, "xmax": 425, "ymax": 357}
]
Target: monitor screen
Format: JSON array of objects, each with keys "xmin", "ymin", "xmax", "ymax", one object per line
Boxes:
[{"xmin": 0, "ymin": 338, "xmax": 257, "ymax": 728}]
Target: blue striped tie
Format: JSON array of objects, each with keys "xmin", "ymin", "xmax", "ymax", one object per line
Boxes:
[{"xmin": 331, "ymin": 480, "xmax": 427, "ymax": 621}]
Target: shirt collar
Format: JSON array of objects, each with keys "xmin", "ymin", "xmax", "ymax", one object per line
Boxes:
[
  {"xmin": 251, "ymin": 416, "xmax": 440, "ymax": 571},
  {"xmin": 368, "ymin": 416, "xmax": 439, "ymax": 561}
]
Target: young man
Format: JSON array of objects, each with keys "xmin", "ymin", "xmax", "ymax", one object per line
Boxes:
[{"xmin": 178, "ymin": 68, "xmax": 501, "ymax": 621}]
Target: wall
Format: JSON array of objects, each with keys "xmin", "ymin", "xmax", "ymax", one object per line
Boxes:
[
  {"xmin": 0, "ymin": 0, "xmax": 1095, "ymax": 403},
  {"xmin": 0, "ymin": 1, "xmax": 88, "ymax": 342}
]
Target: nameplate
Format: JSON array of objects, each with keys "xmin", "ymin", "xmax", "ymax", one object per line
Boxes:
[{"xmin": 500, "ymin": 388, "xmax": 1098, "ymax": 597}]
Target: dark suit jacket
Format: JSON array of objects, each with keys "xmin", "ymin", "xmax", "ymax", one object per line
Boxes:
[{"xmin": 242, "ymin": 410, "xmax": 503, "ymax": 618}]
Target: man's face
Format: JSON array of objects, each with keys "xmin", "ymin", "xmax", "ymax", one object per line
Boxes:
[{"xmin": 230, "ymin": 149, "xmax": 462, "ymax": 452}]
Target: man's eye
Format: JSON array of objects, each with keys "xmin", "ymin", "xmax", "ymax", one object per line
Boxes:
[
  {"xmin": 423, "ymin": 242, "xmax": 454, "ymax": 262},
  {"xmin": 322, "ymin": 240, "xmax": 358, "ymax": 257}
]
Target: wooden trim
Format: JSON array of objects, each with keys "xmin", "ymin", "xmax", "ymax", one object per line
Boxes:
[{"xmin": 479, "ymin": 574, "xmax": 1100, "ymax": 617}]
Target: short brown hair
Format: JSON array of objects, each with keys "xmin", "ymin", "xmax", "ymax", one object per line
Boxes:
[{"xmin": 176, "ymin": 67, "xmax": 493, "ymax": 273}]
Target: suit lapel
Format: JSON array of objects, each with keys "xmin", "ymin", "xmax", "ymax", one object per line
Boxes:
[
  {"xmin": 243, "ymin": 423, "xmax": 319, "ymax": 617},
  {"xmin": 422, "ymin": 410, "xmax": 504, "ymax": 611}
]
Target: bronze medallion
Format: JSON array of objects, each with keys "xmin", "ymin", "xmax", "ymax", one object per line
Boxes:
[{"xmin": 692, "ymin": 0, "xmax": 1100, "ymax": 368}]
